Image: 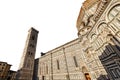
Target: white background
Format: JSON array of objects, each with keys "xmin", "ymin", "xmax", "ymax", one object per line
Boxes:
[{"xmin": 0, "ymin": 0, "xmax": 83, "ymax": 70}]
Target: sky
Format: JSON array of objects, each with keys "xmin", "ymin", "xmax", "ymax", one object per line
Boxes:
[{"xmin": 0, "ymin": 0, "xmax": 84, "ymax": 71}]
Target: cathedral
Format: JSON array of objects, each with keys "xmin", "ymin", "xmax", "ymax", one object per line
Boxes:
[{"xmin": 17, "ymin": 0, "xmax": 120, "ymax": 80}]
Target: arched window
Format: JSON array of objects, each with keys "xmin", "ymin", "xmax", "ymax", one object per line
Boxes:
[
  {"xmin": 97, "ymin": 23, "xmax": 107, "ymax": 34},
  {"xmin": 91, "ymin": 33, "xmax": 97, "ymax": 42},
  {"xmin": 108, "ymin": 4, "xmax": 120, "ymax": 21},
  {"xmin": 107, "ymin": 4, "xmax": 120, "ymax": 35}
]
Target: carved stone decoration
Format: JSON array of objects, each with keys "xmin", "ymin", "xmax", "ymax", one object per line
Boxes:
[
  {"xmin": 78, "ymin": 22, "xmax": 85, "ymax": 36},
  {"xmin": 106, "ymin": 4, "xmax": 120, "ymax": 36},
  {"xmin": 90, "ymin": 33, "xmax": 97, "ymax": 43},
  {"xmin": 96, "ymin": 22, "xmax": 111, "ymax": 43},
  {"xmin": 101, "ymin": 28, "xmax": 111, "ymax": 42},
  {"xmin": 96, "ymin": 23, "xmax": 107, "ymax": 34},
  {"xmin": 86, "ymin": 15, "xmax": 94, "ymax": 27},
  {"xmin": 108, "ymin": 4, "xmax": 120, "ymax": 21},
  {"xmin": 93, "ymin": 0, "xmax": 108, "ymax": 21},
  {"xmin": 82, "ymin": 66, "xmax": 88, "ymax": 73},
  {"xmin": 84, "ymin": 47, "xmax": 94, "ymax": 59},
  {"xmin": 77, "ymin": 0, "xmax": 100, "ymax": 34}
]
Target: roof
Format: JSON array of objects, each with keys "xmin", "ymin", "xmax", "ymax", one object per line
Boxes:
[
  {"xmin": 28, "ymin": 27, "xmax": 39, "ymax": 33},
  {"xmin": 0, "ymin": 61, "xmax": 12, "ymax": 66},
  {"xmin": 40, "ymin": 38, "xmax": 79, "ymax": 58},
  {"xmin": 83, "ymin": 0, "xmax": 99, "ymax": 10}
]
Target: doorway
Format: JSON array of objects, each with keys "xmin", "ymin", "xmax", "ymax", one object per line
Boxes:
[
  {"xmin": 85, "ymin": 73, "xmax": 91, "ymax": 80},
  {"xmin": 82, "ymin": 66, "xmax": 91, "ymax": 80},
  {"xmin": 42, "ymin": 76, "xmax": 45, "ymax": 80}
]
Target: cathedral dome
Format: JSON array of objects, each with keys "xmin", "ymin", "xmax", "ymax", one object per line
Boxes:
[{"xmin": 76, "ymin": 0, "xmax": 100, "ymax": 31}]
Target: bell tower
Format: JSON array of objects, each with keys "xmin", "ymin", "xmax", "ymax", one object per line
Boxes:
[{"xmin": 16, "ymin": 27, "xmax": 39, "ymax": 80}]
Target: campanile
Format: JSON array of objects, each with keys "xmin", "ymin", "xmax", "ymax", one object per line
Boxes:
[{"xmin": 16, "ymin": 27, "xmax": 39, "ymax": 80}]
